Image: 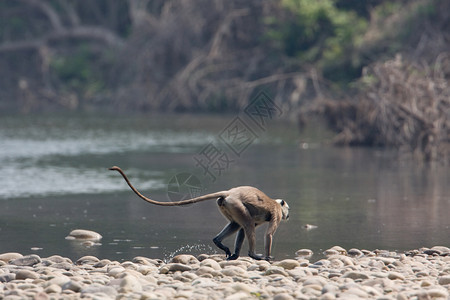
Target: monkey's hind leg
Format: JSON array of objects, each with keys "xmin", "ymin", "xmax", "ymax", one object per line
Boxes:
[
  {"xmin": 227, "ymin": 228, "xmax": 245, "ymax": 261},
  {"xmin": 213, "ymin": 222, "xmax": 240, "ymax": 258}
]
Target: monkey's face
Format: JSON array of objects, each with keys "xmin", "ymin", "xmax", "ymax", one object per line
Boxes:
[{"xmin": 276, "ymin": 199, "xmax": 290, "ymax": 220}]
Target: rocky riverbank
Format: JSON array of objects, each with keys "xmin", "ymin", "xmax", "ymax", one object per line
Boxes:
[{"xmin": 0, "ymin": 246, "xmax": 449, "ymax": 299}]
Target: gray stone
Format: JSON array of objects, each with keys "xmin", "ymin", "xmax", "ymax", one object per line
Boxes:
[
  {"xmin": 225, "ymin": 291, "xmax": 251, "ymax": 300},
  {"xmin": 51, "ymin": 262, "xmax": 73, "ymax": 270},
  {"xmin": 430, "ymin": 246, "xmax": 450, "ymax": 256},
  {"xmin": 48, "ymin": 275, "xmax": 71, "ymax": 287},
  {"xmin": 329, "ymin": 246, "xmax": 347, "ymax": 255},
  {"xmin": 303, "ymin": 276, "xmax": 328, "ymax": 287},
  {"xmin": 119, "ymin": 275, "xmax": 142, "ymax": 293},
  {"xmin": 108, "ymin": 266, "xmax": 126, "ymax": 278},
  {"xmin": 273, "ymin": 293, "xmax": 295, "ymax": 300},
  {"xmin": 319, "ymin": 292, "xmax": 336, "ymax": 299},
  {"xmin": 342, "ymin": 271, "xmax": 370, "ymax": 280},
  {"xmin": 0, "ymin": 253, "xmax": 23, "ymax": 263},
  {"xmin": 15, "ymin": 269, "xmax": 39, "ymax": 280},
  {"xmin": 168, "ymin": 263, "xmax": 192, "ymax": 272},
  {"xmin": 438, "ymin": 275, "xmax": 450, "ymax": 285},
  {"xmin": 295, "ymin": 249, "xmax": 313, "ymax": 258},
  {"xmin": 323, "ymin": 249, "xmax": 339, "ymax": 256},
  {"xmin": 93, "ymin": 259, "xmax": 110, "ymax": 268},
  {"xmin": 76, "ymin": 255, "xmax": 100, "ymax": 265},
  {"xmin": 322, "ymin": 283, "xmax": 339, "ymax": 294},
  {"xmin": 200, "ymin": 258, "xmax": 222, "ymax": 270},
  {"xmin": 274, "ymin": 259, "xmax": 300, "ymax": 270},
  {"xmin": 132, "ymin": 256, "xmax": 162, "ymax": 266},
  {"xmin": 10, "ymin": 254, "xmax": 41, "ymax": 266},
  {"xmin": 0, "ymin": 273, "xmax": 16, "ymax": 282},
  {"xmin": 264, "ymin": 266, "xmax": 289, "ymax": 277},
  {"xmin": 81, "ymin": 284, "xmax": 117, "ymax": 298},
  {"xmin": 45, "ymin": 284, "xmax": 62, "ymax": 294},
  {"xmin": 196, "ymin": 266, "xmax": 222, "ymax": 277},
  {"xmin": 46, "ymin": 255, "xmax": 72, "ymax": 264},
  {"xmin": 417, "ymin": 288, "xmax": 449, "ymax": 299},
  {"xmin": 348, "ymin": 248, "xmax": 363, "ymax": 257},
  {"xmin": 219, "ymin": 260, "xmax": 251, "ymax": 269},
  {"xmin": 339, "ymin": 287, "xmax": 368, "ymax": 298},
  {"xmin": 170, "ymin": 254, "xmax": 199, "ymax": 264},
  {"xmin": 67, "ymin": 229, "xmax": 102, "ymax": 241},
  {"xmin": 387, "ymin": 271, "xmax": 405, "ymax": 280},
  {"xmin": 221, "ymin": 266, "xmax": 247, "ymax": 277},
  {"xmin": 62, "ymin": 280, "xmax": 83, "ymax": 292}
]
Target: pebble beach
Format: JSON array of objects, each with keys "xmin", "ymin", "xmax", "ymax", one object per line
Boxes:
[{"xmin": 0, "ymin": 246, "xmax": 449, "ymax": 300}]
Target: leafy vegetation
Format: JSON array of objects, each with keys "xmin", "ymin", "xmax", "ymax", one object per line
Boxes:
[
  {"xmin": 267, "ymin": 0, "xmax": 368, "ymax": 84},
  {"xmin": 50, "ymin": 46, "xmax": 108, "ymax": 98},
  {"xmin": 0, "ymin": 0, "xmax": 448, "ymax": 160}
]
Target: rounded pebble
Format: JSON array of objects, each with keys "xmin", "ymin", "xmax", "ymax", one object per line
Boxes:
[
  {"xmin": 295, "ymin": 249, "xmax": 313, "ymax": 258},
  {"xmin": 67, "ymin": 229, "xmax": 102, "ymax": 241},
  {"xmin": 274, "ymin": 259, "xmax": 300, "ymax": 270},
  {"xmin": 170, "ymin": 254, "xmax": 199, "ymax": 264},
  {"xmin": 15, "ymin": 269, "xmax": 39, "ymax": 280},
  {"xmin": 76, "ymin": 255, "xmax": 100, "ymax": 265},
  {"xmin": 0, "ymin": 253, "xmax": 23, "ymax": 263},
  {"xmin": 0, "ymin": 247, "xmax": 447, "ymax": 299},
  {"xmin": 10, "ymin": 254, "xmax": 41, "ymax": 266},
  {"xmin": 438, "ymin": 275, "xmax": 450, "ymax": 285}
]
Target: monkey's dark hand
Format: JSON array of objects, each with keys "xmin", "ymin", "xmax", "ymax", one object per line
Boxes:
[
  {"xmin": 224, "ymin": 248, "xmax": 232, "ymax": 258},
  {"xmin": 227, "ymin": 254, "xmax": 239, "ymax": 261},
  {"xmin": 248, "ymin": 252, "xmax": 265, "ymax": 260}
]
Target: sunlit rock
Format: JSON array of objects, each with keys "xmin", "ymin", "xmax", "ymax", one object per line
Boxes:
[{"xmin": 66, "ymin": 229, "xmax": 102, "ymax": 241}]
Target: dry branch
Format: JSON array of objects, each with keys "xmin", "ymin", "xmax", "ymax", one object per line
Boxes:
[{"xmin": 315, "ymin": 54, "xmax": 449, "ymax": 162}]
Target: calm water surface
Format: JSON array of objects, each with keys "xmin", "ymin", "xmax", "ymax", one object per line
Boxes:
[{"xmin": 0, "ymin": 113, "xmax": 448, "ymax": 262}]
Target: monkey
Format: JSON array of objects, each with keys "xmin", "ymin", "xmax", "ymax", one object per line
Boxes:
[{"xmin": 109, "ymin": 166, "xmax": 289, "ymax": 261}]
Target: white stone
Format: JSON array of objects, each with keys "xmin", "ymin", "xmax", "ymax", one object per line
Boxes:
[
  {"xmin": 45, "ymin": 284, "xmax": 62, "ymax": 294},
  {"xmin": 119, "ymin": 275, "xmax": 142, "ymax": 293},
  {"xmin": 274, "ymin": 259, "xmax": 300, "ymax": 270},
  {"xmin": 295, "ymin": 249, "xmax": 313, "ymax": 258},
  {"xmin": 170, "ymin": 254, "xmax": 199, "ymax": 264},
  {"xmin": 67, "ymin": 229, "xmax": 102, "ymax": 241},
  {"xmin": 0, "ymin": 253, "xmax": 23, "ymax": 263},
  {"xmin": 221, "ymin": 266, "xmax": 247, "ymax": 277},
  {"xmin": 200, "ymin": 258, "xmax": 221, "ymax": 270}
]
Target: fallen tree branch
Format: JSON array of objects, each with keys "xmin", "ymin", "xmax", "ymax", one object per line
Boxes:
[{"xmin": 0, "ymin": 26, "xmax": 124, "ymax": 53}]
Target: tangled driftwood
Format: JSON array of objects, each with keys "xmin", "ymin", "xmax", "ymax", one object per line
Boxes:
[{"xmin": 319, "ymin": 54, "xmax": 449, "ymax": 161}]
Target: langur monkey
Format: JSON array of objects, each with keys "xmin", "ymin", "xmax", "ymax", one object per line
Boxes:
[{"xmin": 109, "ymin": 166, "xmax": 290, "ymax": 261}]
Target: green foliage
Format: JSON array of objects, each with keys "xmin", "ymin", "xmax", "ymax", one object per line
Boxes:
[
  {"xmin": 50, "ymin": 46, "xmax": 106, "ymax": 97},
  {"xmin": 267, "ymin": 0, "xmax": 368, "ymax": 85}
]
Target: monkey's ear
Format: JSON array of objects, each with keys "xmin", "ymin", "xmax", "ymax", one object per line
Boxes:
[{"xmin": 276, "ymin": 199, "xmax": 285, "ymax": 206}]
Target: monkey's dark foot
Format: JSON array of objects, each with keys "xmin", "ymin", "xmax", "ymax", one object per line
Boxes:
[
  {"xmin": 223, "ymin": 249, "xmax": 232, "ymax": 258},
  {"xmin": 213, "ymin": 238, "xmax": 231, "ymax": 257},
  {"xmin": 227, "ymin": 254, "xmax": 239, "ymax": 261},
  {"xmin": 248, "ymin": 252, "xmax": 265, "ymax": 260},
  {"xmin": 265, "ymin": 256, "xmax": 274, "ymax": 262}
]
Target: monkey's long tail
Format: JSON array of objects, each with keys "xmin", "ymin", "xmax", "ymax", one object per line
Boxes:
[{"xmin": 109, "ymin": 166, "xmax": 225, "ymax": 206}]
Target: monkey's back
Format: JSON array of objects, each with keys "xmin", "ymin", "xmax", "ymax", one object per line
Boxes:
[{"xmin": 227, "ymin": 186, "xmax": 281, "ymax": 224}]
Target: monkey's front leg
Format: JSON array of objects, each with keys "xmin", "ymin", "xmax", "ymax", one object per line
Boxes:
[
  {"xmin": 213, "ymin": 222, "xmax": 240, "ymax": 258},
  {"xmin": 244, "ymin": 225, "xmax": 266, "ymax": 260},
  {"xmin": 263, "ymin": 220, "xmax": 280, "ymax": 261}
]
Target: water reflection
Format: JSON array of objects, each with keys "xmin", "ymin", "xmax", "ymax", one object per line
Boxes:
[{"xmin": 0, "ymin": 114, "xmax": 448, "ymax": 262}]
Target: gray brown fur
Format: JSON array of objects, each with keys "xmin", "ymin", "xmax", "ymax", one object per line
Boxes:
[{"xmin": 109, "ymin": 166, "xmax": 290, "ymax": 261}]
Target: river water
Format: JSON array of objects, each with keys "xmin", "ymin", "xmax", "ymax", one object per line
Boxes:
[{"xmin": 0, "ymin": 113, "xmax": 448, "ymax": 262}]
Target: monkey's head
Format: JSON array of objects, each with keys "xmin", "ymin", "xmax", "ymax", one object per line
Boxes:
[{"xmin": 276, "ymin": 199, "xmax": 290, "ymax": 220}]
